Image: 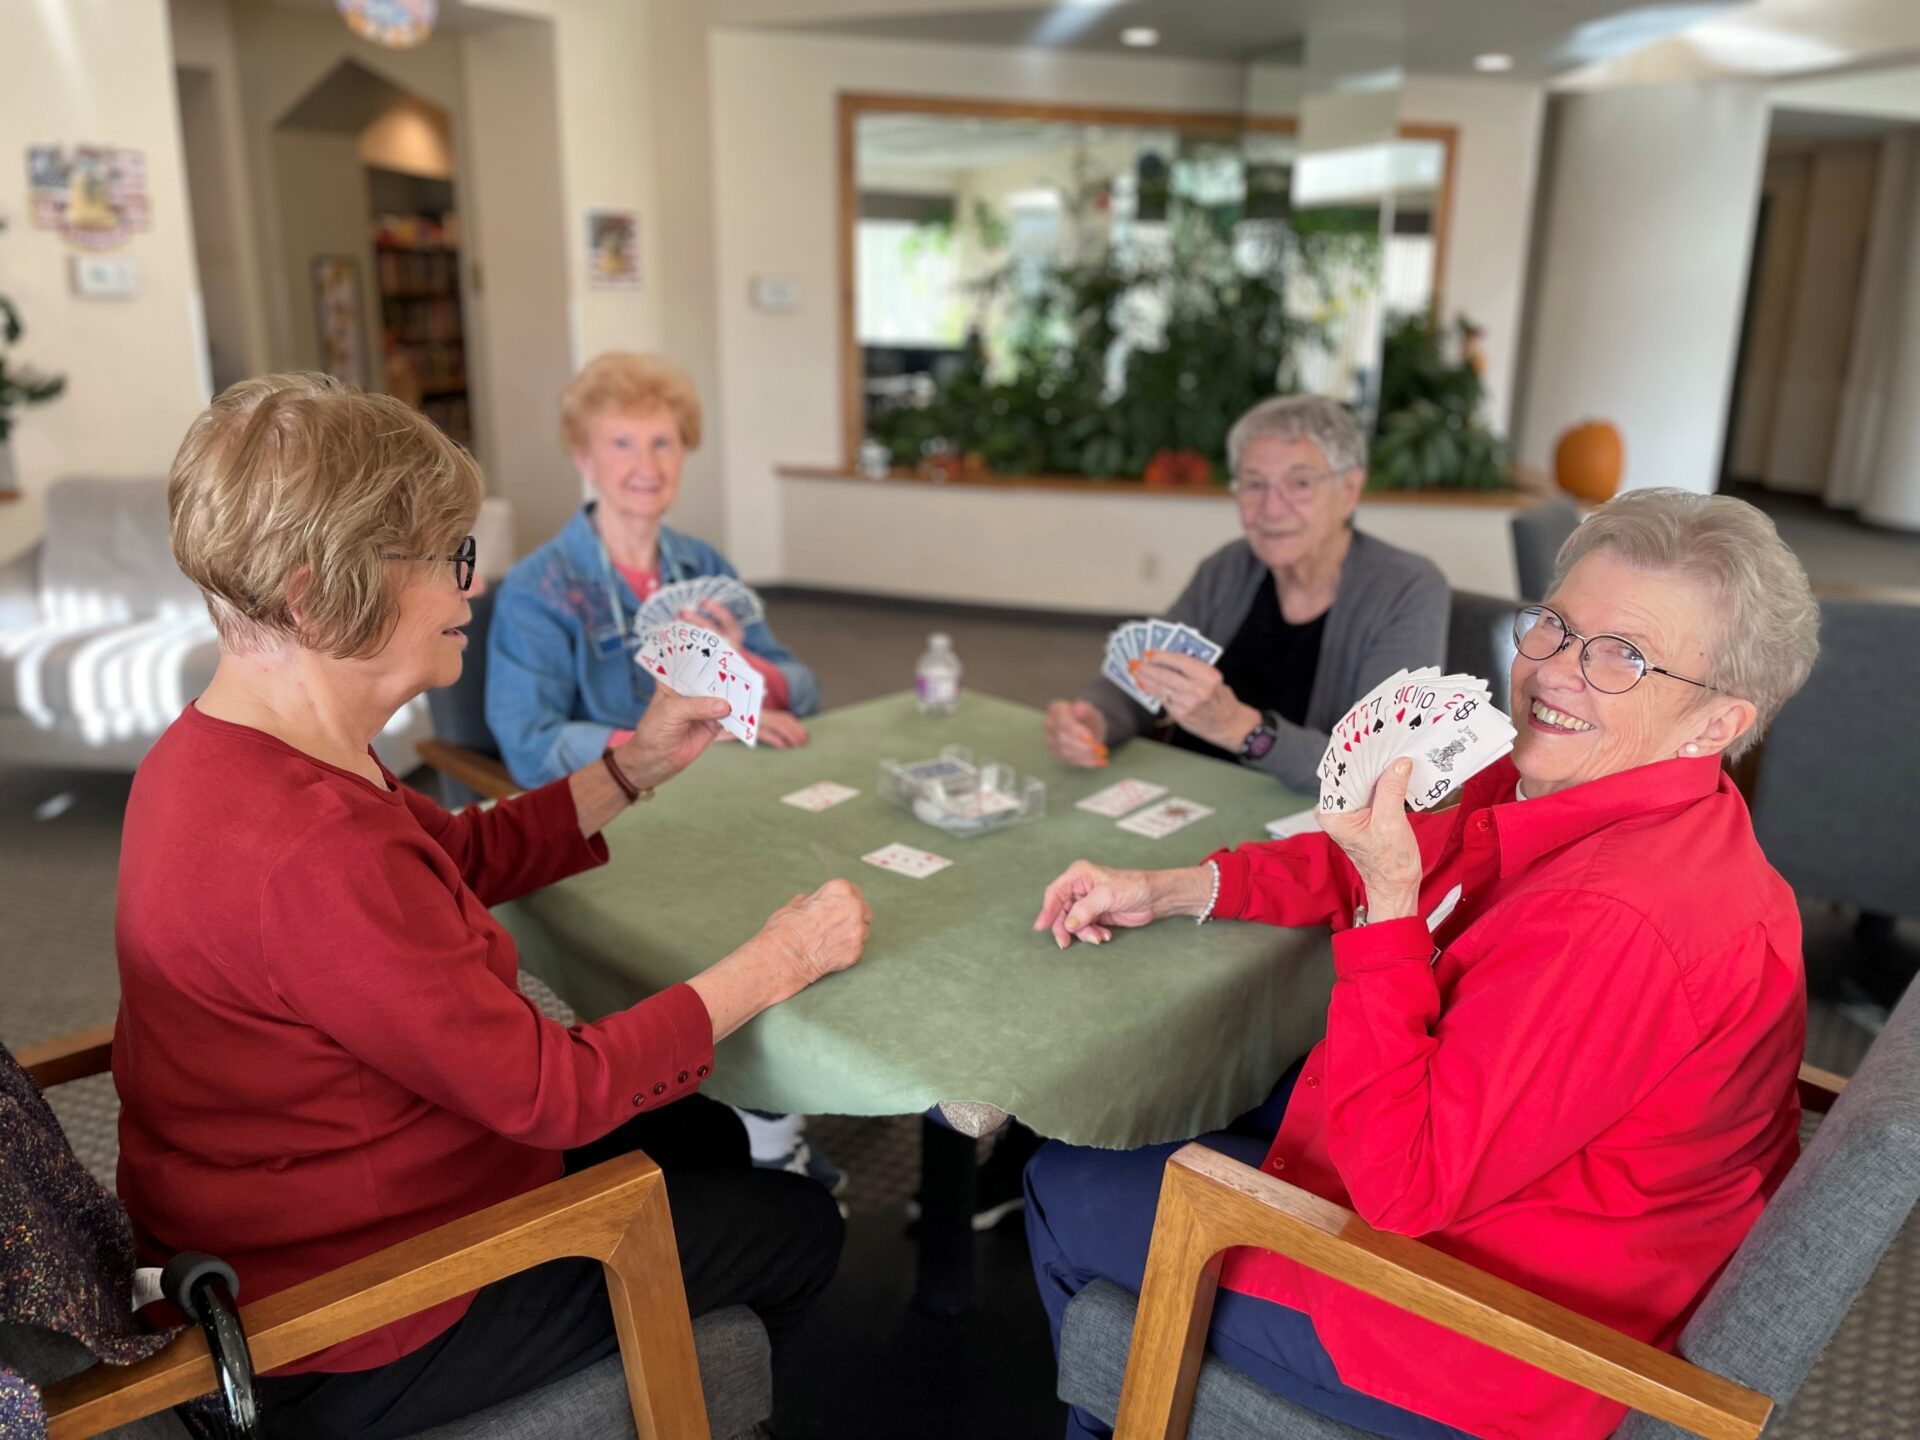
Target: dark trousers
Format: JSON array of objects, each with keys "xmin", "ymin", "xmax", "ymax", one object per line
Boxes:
[
  {"xmin": 1025, "ymin": 1065, "xmax": 1474, "ymax": 1440},
  {"xmin": 253, "ymin": 1094, "xmax": 843, "ymax": 1439}
]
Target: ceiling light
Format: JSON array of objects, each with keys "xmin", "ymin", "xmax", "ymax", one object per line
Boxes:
[
  {"xmin": 1473, "ymin": 53, "xmax": 1514, "ymax": 72},
  {"xmin": 1121, "ymin": 26, "xmax": 1160, "ymax": 47}
]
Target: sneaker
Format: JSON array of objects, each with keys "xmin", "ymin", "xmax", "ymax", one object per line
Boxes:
[{"xmin": 757, "ymin": 1139, "xmax": 849, "ymax": 1198}]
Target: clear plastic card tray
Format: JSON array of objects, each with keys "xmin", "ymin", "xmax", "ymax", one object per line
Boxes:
[{"xmin": 877, "ymin": 745, "xmax": 1047, "ymax": 838}]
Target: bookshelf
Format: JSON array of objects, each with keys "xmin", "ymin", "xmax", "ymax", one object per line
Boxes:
[{"xmin": 372, "ymin": 207, "xmax": 471, "ymax": 449}]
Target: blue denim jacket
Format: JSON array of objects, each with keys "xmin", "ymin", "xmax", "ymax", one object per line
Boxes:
[{"xmin": 486, "ymin": 505, "xmax": 819, "ymax": 786}]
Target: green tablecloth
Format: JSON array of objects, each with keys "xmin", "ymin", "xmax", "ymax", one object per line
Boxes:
[{"xmin": 502, "ymin": 692, "xmax": 1335, "ymax": 1150}]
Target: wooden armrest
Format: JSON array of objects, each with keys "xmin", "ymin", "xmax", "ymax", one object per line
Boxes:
[
  {"xmin": 415, "ymin": 739, "xmax": 522, "ymax": 801},
  {"xmin": 1115, "ymin": 1145, "xmax": 1772, "ymax": 1440},
  {"xmin": 1797, "ymin": 1062, "xmax": 1847, "ymax": 1114},
  {"xmin": 44, "ymin": 1151, "xmax": 709, "ymax": 1440},
  {"xmin": 16, "ymin": 1024, "xmax": 116, "ymax": 1089}
]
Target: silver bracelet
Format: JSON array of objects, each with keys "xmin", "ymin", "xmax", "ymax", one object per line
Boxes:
[{"xmin": 1195, "ymin": 861, "xmax": 1222, "ymax": 925}]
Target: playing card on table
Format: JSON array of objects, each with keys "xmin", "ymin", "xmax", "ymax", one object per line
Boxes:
[
  {"xmin": 782, "ymin": 781, "xmax": 859, "ymax": 812},
  {"xmin": 1316, "ymin": 667, "xmax": 1514, "ymax": 814},
  {"xmin": 862, "ymin": 842, "xmax": 952, "ymax": 878},
  {"xmin": 1075, "ymin": 777, "xmax": 1169, "ymax": 818},
  {"xmin": 1116, "ymin": 797, "xmax": 1216, "ymax": 838}
]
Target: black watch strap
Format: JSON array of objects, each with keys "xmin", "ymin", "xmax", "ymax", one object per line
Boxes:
[{"xmin": 1240, "ymin": 710, "xmax": 1281, "ymax": 763}]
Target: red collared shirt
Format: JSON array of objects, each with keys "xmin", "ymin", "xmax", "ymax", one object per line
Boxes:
[
  {"xmin": 1206, "ymin": 756, "xmax": 1805, "ymax": 1440},
  {"xmin": 115, "ymin": 705, "xmax": 715, "ymax": 1373}
]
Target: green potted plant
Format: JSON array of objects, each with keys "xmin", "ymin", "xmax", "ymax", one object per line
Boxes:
[
  {"xmin": 1, "ymin": 294, "xmax": 68, "ymax": 494},
  {"xmin": 1369, "ymin": 309, "xmax": 1510, "ymax": 492}
]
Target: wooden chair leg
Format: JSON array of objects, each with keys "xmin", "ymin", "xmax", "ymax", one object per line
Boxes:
[
  {"xmin": 602, "ymin": 1172, "xmax": 712, "ymax": 1440},
  {"xmin": 1113, "ymin": 1162, "xmax": 1223, "ymax": 1440}
]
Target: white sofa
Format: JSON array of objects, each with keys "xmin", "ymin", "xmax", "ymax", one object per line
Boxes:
[{"xmin": 0, "ymin": 478, "xmax": 429, "ymax": 772}]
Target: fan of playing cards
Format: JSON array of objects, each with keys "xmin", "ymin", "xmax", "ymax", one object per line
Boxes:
[
  {"xmin": 1318, "ymin": 667, "xmax": 1516, "ymax": 814},
  {"xmin": 635, "ymin": 575, "xmax": 764, "ymax": 639},
  {"xmin": 636, "ymin": 622, "xmax": 765, "ymax": 747},
  {"xmin": 1101, "ymin": 619, "xmax": 1222, "ymax": 713}
]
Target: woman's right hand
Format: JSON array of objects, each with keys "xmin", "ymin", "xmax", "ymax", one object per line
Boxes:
[
  {"xmin": 1033, "ymin": 861, "xmax": 1210, "ymax": 949},
  {"xmin": 757, "ymin": 878, "xmax": 872, "ymax": 990},
  {"xmin": 1045, "ymin": 698, "xmax": 1110, "ymax": 768}
]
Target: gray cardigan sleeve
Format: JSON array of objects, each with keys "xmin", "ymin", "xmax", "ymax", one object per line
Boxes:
[{"xmin": 1245, "ymin": 558, "xmax": 1451, "ymax": 792}]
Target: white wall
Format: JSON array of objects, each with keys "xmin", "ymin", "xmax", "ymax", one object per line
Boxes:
[
  {"xmin": 0, "ymin": 0, "xmax": 209, "ymax": 561},
  {"xmin": 710, "ymin": 30, "xmax": 1546, "ymax": 605},
  {"xmin": 1516, "ymin": 84, "xmax": 1769, "ymax": 493},
  {"xmin": 1727, "ymin": 148, "xmax": 1810, "ymax": 479}
]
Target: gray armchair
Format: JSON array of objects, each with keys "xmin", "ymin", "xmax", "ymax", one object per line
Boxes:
[
  {"xmin": 1058, "ymin": 976, "xmax": 1920, "ymax": 1439},
  {"xmin": 1510, "ymin": 497, "xmax": 1582, "ymax": 603}
]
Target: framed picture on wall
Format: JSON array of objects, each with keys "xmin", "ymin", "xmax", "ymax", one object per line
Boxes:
[{"xmin": 311, "ymin": 255, "xmax": 366, "ymax": 386}]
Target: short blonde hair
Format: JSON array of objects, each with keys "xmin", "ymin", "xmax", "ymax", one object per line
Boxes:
[
  {"xmin": 559, "ymin": 352, "xmax": 703, "ymax": 453},
  {"xmin": 169, "ymin": 373, "xmax": 483, "ymax": 659},
  {"xmin": 1552, "ymin": 487, "xmax": 1820, "ymax": 760}
]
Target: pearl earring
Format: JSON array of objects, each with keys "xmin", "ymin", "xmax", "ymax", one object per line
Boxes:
[{"xmin": 1682, "ymin": 743, "xmax": 1699, "ymax": 756}]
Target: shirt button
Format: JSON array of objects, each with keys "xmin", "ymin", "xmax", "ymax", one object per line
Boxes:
[
  {"xmin": 631, "ymin": 1093, "xmax": 643, "ymax": 1107},
  {"xmin": 1305, "ymin": 1075, "xmax": 1320, "ymax": 1088},
  {"xmin": 652, "ymin": 1081, "xmax": 667, "ymax": 1096},
  {"xmin": 676, "ymin": 1070, "xmax": 689, "ymax": 1084},
  {"xmin": 695, "ymin": 1065, "xmax": 710, "ymax": 1078},
  {"xmin": 1269, "ymin": 1157, "xmax": 1286, "ymax": 1172},
  {"xmin": 1475, "ymin": 816, "xmax": 1491, "ymax": 832}
]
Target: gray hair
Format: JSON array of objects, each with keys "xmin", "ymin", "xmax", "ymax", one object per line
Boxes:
[
  {"xmin": 1552, "ymin": 487, "xmax": 1820, "ymax": 760},
  {"xmin": 1226, "ymin": 394, "xmax": 1368, "ymax": 476}
]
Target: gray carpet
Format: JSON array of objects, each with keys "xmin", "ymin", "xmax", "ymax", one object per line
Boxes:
[{"xmin": 3, "ymin": 588, "xmax": 1916, "ymax": 1440}]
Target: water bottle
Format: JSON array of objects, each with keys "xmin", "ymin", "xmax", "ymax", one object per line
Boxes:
[{"xmin": 914, "ymin": 632, "xmax": 962, "ymax": 715}]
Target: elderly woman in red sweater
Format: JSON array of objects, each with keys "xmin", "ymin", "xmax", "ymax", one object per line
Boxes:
[
  {"xmin": 115, "ymin": 373, "xmax": 869, "ymax": 1439},
  {"xmin": 1028, "ymin": 488, "xmax": 1821, "ymax": 1440}
]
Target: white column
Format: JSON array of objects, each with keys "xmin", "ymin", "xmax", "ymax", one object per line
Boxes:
[
  {"xmin": 1515, "ymin": 84, "xmax": 1769, "ymax": 494},
  {"xmin": 1861, "ymin": 140, "xmax": 1920, "ymax": 532}
]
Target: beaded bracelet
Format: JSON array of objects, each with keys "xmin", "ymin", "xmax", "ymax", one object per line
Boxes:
[{"xmin": 1195, "ymin": 860, "xmax": 1222, "ymax": 925}]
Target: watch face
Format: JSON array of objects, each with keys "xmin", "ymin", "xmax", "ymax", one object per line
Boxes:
[{"xmin": 1244, "ymin": 726, "xmax": 1277, "ymax": 760}]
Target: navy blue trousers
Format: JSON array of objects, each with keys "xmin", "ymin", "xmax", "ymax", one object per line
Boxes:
[{"xmin": 1024, "ymin": 1065, "xmax": 1474, "ymax": 1440}]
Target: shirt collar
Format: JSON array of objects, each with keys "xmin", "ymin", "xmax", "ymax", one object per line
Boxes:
[{"xmin": 1474, "ymin": 754, "xmax": 1728, "ymax": 878}]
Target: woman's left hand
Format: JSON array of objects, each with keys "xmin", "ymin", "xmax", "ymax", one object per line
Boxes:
[
  {"xmin": 757, "ymin": 710, "xmax": 810, "ymax": 749},
  {"xmin": 1134, "ymin": 652, "xmax": 1260, "ymax": 752},
  {"xmin": 679, "ymin": 600, "xmax": 748, "ymax": 651},
  {"xmin": 1318, "ymin": 758, "xmax": 1424, "ymax": 921}
]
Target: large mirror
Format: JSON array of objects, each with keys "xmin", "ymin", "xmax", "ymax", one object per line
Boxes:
[{"xmin": 839, "ymin": 93, "xmax": 1453, "ymax": 486}]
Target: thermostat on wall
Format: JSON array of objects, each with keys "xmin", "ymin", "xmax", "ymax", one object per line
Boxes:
[
  {"xmin": 750, "ymin": 275, "xmax": 800, "ymax": 313},
  {"xmin": 70, "ymin": 255, "xmax": 139, "ymax": 300}
]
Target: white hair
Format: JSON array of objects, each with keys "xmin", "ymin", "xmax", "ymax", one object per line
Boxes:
[
  {"xmin": 1552, "ymin": 488, "xmax": 1820, "ymax": 760},
  {"xmin": 1226, "ymin": 394, "xmax": 1367, "ymax": 476}
]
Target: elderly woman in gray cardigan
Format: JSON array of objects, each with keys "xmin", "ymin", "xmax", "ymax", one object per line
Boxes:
[{"xmin": 1045, "ymin": 396, "xmax": 1447, "ymax": 792}]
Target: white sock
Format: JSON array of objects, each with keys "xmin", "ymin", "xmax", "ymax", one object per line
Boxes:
[{"xmin": 734, "ymin": 1107, "xmax": 806, "ymax": 1163}]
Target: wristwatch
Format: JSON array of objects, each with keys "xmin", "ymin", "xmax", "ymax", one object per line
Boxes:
[{"xmin": 1238, "ymin": 710, "xmax": 1281, "ymax": 763}]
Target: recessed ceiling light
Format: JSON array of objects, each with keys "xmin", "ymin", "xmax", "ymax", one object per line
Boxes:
[
  {"xmin": 1121, "ymin": 27, "xmax": 1160, "ymax": 48},
  {"xmin": 1473, "ymin": 52, "xmax": 1514, "ymax": 72}
]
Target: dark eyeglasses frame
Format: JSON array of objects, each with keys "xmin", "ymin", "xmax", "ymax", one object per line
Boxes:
[
  {"xmin": 384, "ymin": 534, "xmax": 477, "ymax": 592},
  {"xmin": 1512, "ymin": 603, "xmax": 1715, "ymax": 696}
]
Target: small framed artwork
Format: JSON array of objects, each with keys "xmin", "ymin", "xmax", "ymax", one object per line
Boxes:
[
  {"xmin": 311, "ymin": 256, "xmax": 365, "ymax": 385},
  {"xmin": 588, "ymin": 209, "xmax": 641, "ymax": 291}
]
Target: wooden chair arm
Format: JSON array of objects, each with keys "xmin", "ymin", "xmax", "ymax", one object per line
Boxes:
[
  {"xmin": 44, "ymin": 1151, "xmax": 709, "ymax": 1440},
  {"xmin": 1115, "ymin": 1145, "xmax": 1773, "ymax": 1440},
  {"xmin": 1797, "ymin": 1062, "xmax": 1847, "ymax": 1113},
  {"xmin": 16, "ymin": 1024, "xmax": 116, "ymax": 1089},
  {"xmin": 415, "ymin": 739, "xmax": 522, "ymax": 801}
]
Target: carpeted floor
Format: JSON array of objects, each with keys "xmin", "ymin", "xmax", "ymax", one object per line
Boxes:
[{"xmin": 4, "ymin": 585, "xmax": 1916, "ymax": 1439}]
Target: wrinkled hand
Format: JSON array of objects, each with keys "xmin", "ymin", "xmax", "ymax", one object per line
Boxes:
[
  {"xmin": 758, "ymin": 878, "xmax": 872, "ymax": 988},
  {"xmin": 1044, "ymin": 698, "xmax": 1110, "ymax": 768},
  {"xmin": 1032, "ymin": 860, "xmax": 1167, "ymax": 949},
  {"xmin": 678, "ymin": 600, "xmax": 747, "ymax": 651},
  {"xmin": 1134, "ymin": 652, "xmax": 1258, "ymax": 752},
  {"xmin": 1318, "ymin": 757, "xmax": 1424, "ymax": 920},
  {"xmin": 756, "ymin": 709, "xmax": 809, "ymax": 750},
  {"xmin": 615, "ymin": 684, "xmax": 729, "ymax": 792}
]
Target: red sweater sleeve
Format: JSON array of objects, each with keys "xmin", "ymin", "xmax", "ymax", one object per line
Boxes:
[
  {"xmin": 258, "ymin": 815, "xmax": 712, "ymax": 1149},
  {"xmin": 1206, "ymin": 832, "xmax": 1362, "ymax": 928},
  {"xmin": 399, "ymin": 773, "xmax": 607, "ymax": 907},
  {"xmin": 1322, "ymin": 890, "xmax": 1699, "ymax": 1236}
]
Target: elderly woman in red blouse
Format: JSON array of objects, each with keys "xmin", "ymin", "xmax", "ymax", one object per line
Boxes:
[
  {"xmin": 115, "ymin": 374, "xmax": 869, "ymax": 1439},
  {"xmin": 1027, "ymin": 488, "xmax": 1821, "ymax": 1440}
]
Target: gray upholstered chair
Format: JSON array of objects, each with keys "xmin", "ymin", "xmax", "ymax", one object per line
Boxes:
[
  {"xmin": 10, "ymin": 1028, "xmax": 773, "ymax": 1440},
  {"xmin": 1445, "ymin": 590, "xmax": 1517, "ymax": 714},
  {"xmin": 1509, "ymin": 497, "xmax": 1582, "ymax": 603},
  {"xmin": 1057, "ymin": 976, "xmax": 1920, "ymax": 1439},
  {"xmin": 1750, "ymin": 592, "xmax": 1920, "ymax": 923}
]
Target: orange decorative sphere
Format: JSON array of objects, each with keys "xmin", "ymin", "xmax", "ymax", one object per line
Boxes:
[{"xmin": 1554, "ymin": 421, "xmax": 1624, "ymax": 503}]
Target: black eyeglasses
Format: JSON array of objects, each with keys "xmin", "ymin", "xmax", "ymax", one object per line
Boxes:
[
  {"xmin": 384, "ymin": 535, "xmax": 477, "ymax": 592},
  {"xmin": 1512, "ymin": 604, "xmax": 1714, "ymax": 696}
]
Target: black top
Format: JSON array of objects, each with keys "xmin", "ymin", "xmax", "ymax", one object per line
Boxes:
[{"xmin": 1169, "ymin": 571, "xmax": 1327, "ymax": 764}]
